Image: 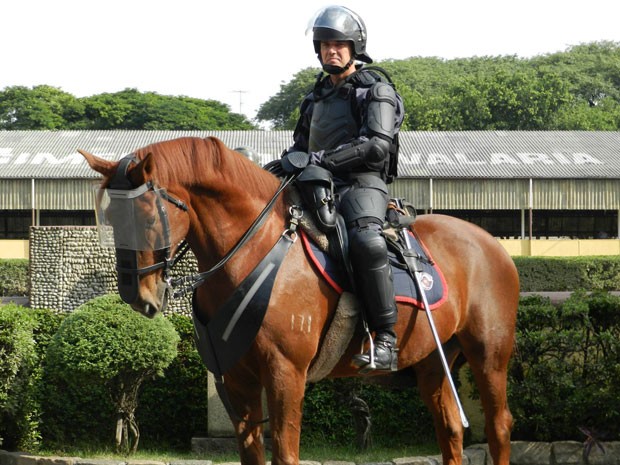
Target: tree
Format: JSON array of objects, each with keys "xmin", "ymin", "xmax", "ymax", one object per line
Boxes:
[
  {"xmin": 0, "ymin": 86, "xmax": 256, "ymax": 130},
  {"xmin": 0, "ymin": 85, "xmax": 85, "ymax": 130},
  {"xmin": 82, "ymin": 89, "xmax": 255, "ymax": 130},
  {"xmin": 256, "ymin": 67, "xmax": 319, "ymax": 129},
  {"xmin": 256, "ymin": 41, "xmax": 620, "ymax": 131},
  {"xmin": 45, "ymin": 294, "xmax": 179, "ymax": 453}
]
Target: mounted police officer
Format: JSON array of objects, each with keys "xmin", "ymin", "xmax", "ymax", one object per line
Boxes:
[{"xmin": 274, "ymin": 5, "xmax": 405, "ymax": 372}]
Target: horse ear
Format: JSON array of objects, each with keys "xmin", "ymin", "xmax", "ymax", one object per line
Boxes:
[
  {"xmin": 78, "ymin": 149, "xmax": 116, "ymax": 177},
  {"xmin": 129, "ymin": 152, "xmax": 155, "ymax": 185}
]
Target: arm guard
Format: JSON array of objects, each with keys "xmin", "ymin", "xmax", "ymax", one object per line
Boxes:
[{"xmin": 320, "ymin": 136, "xmax": 391, "ymax": 172}]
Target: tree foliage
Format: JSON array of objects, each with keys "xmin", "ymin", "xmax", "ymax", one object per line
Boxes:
[
  {"xmin": 45, "ymin": 295, "xmax": 179, "ymax": 453},
  {"xmin": 257, "ymin": 41, "xmax": 620, "ymax": 131},
  {"xmin": 0, "ymin": 85, "xmax": 85, "ymax": 130},
  {"xmin": 3, "ymin": 41, "xmax": 619, "ymax": 132},
  {"xmin": 0, "ymin": 87, "xmax": 255, "ymax": 130}
]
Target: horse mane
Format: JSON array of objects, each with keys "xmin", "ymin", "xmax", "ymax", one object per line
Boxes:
[{"xmin": 133, "ymin": 136, "xmax": 278, "ymax": 198}]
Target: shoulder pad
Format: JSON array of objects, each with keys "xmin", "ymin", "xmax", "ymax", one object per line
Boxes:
[
  {"xmin": 370, "ymin": 81, "xmax": 397, "ymax": 105},
  {"xmin": 347, "ymin": 69, "xmax": 380, "ymax": 88}
]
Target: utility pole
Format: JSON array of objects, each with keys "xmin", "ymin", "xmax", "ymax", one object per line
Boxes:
[{"xmin": 232, "ymin": 90, "xmax": 248, "ymax": 115}]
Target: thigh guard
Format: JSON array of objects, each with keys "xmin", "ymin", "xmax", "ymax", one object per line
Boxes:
[{"xmin": 339, "ymin": 174, "xmax": 389, "ymax": 226}]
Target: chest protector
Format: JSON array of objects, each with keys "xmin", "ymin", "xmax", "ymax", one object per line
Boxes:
[{"xmin": 309, "ymin": 84, "xmax": 358, "ymax": 153}]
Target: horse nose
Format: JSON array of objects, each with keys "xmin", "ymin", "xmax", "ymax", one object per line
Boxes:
[
  {"xmin": 131, "ymin": 300, "xmax": 159, "ymax": 318},
  {"xmin": 133, "ymin": 285, "xmax": 168, "ymax": 318},
  {"xmin": 144, "ymin": 303, "xmax": 159, "ymax": 318}
]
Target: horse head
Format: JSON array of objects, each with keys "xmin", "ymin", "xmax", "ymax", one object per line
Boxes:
[{"xmin": 79, "ymin": 149, "xmax": 191, "ymax": 318}]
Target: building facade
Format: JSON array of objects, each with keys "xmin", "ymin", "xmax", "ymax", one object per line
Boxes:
[{"xmin": 1, "ymin": 130, "xmax": 619, "ymax": 241}]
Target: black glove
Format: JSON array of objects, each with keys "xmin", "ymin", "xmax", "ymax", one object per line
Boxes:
[
  {"xmin": 263, "ymin": 159, "xmax": 286, "ymax": 177},
  {"xmin": 281, "ymin": 151, "xmax": 310, "ymax": 173},
  {"xmin": 263, "ymin": 151, "xmax": 310, "ymax": 177}
]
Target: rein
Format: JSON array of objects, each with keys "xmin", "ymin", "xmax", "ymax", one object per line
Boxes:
[
  {"xmin": 109, "ymin": 153, "xmax": 298, "ymax": 301},
  {"xmin": 168, "ymin": 173, "xmax": 298, "ymax": 298}
]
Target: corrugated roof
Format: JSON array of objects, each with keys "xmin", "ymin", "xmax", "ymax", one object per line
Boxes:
[
  {"xmin": 399, "ymin": 131, "xmax": 620, "ymax": 179},
  {"xmin": 1, "ymin": 130, "xmax": 619, "ymax": 179}
]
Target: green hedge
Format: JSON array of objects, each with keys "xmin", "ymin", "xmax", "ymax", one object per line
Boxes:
[
  {"xmin": 514, "ymin": 255, "xmax": 620, "ymax": 291},
  {"xmin": 508, "ymin": 291, "xmax": 620, "ymax": 441},
  {"xmin": 302, "ymin": 378, "xmax": 435, "ymax": 447},
  {"xmin": 137, "ymin": 314, "xmax": 210, "ymax": 449},
  {"xmin": 3, "ymin": 255, "xmax": 619, "ymax": 300},
  {"xmin": 0, "ymin": 259, "xmax": 29, "ymax": 296}
]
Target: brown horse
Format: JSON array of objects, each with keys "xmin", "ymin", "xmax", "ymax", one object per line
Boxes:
[{"xmin": 79, "ymin": 136, "xmax": 519, "ymax": 465}]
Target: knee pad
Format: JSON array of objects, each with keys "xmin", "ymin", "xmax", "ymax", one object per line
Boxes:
[{"xmin": 349, "ymin": 226, "xmax": 389, "ymax": 269}]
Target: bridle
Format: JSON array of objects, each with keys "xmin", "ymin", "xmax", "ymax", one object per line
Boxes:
[
  {"xmin": 110, "ymin": 153, "xmax": 301, "ymax": 426},
  {"xmin": 107, "ymin": 154, "xmax": 190, "ymax": 304},
  {"xmin": 108, "ymin": 154, "xmax": 297, "ymax": 305}
]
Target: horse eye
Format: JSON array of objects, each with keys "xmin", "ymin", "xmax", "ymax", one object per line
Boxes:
[{"xmin": 145, "ymin": 216, "xmax": 157, "ymax": 229}]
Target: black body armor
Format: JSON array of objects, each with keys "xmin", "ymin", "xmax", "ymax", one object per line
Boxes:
[{"xmin": 286, "ymin": 67, "xmax": 405, "ymax": 371}]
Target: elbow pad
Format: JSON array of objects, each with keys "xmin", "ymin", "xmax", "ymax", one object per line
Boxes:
[
  {"xmin": 367, "ymin": 82, "xmax": 397, "ymax": 140},
  {"xmin": 321, "ymin": 136, "xmax": 391, "ymax": 172}
]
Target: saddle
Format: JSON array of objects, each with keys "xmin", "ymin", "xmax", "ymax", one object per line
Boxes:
[
  {"xmin": 287, "ymin": 189, "xmax": 448, "ymax": 382},
  {"xmin": 287, "ymin": 188, "xmax": 447, "ymax": 310}
]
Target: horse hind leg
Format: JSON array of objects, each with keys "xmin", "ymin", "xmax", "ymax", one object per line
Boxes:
[
  {"xmin": 464, "ymin": 344, "xmax": 513, "ymax": 465},
  {"xmin": 415, "ymin": 343, "xmax": 466, "ymax": 465}
]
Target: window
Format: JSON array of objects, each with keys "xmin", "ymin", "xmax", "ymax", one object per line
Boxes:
[{"xmin": 0, "ymin": 210, "xmax": 96, "ymax": 239}]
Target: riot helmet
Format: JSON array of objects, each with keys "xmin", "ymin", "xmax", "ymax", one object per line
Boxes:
[{"xmin": 310, "ymin": 5, "xmax": 373, "ymax": 74}]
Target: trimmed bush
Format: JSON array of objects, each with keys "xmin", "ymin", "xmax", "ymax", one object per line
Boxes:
[
  {"xmin": 0, "ymin": 304, "xmax": 39, "ymax": 450},
  {"xmin": 137, "ymin": 314, "xmax": 209, "ymax": 449},
  {"xmin": 45, "ymin": 295, "xmax": 179, "ymax": 453}
]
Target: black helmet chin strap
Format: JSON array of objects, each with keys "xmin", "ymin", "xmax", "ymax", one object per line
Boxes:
[{"xmin": 321, "ymin": 58, "xmax": 354, "ymax": 75}]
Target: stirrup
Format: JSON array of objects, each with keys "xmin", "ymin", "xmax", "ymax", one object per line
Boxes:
[
  {"xmin": 359, "ymin": 332, "xmax": 377, "ymax": 374},
  {"xmin": 352, "ymin": 333, "xmax": 398, "ymax": 374}
]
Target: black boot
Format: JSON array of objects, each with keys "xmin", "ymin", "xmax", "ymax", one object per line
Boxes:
[{"xmin": 352, "ymin": 331, "xmax": 398, "ymax": 373}]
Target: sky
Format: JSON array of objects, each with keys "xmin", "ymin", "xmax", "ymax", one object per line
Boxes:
[{"xmin": 3, "ymin": 0, "xmax": 620, "ymax": 122}]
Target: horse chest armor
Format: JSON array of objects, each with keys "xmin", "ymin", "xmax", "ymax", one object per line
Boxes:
[{"xmin": 309, "ymin": 87, "xmax": 358, "ymax": 153}]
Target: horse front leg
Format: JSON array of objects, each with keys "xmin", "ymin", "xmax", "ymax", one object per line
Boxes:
[
  {"xmin": 262, "ymin": 356, "xmax": 307, "ymax": 465},
  {"xmin": 224, "ymin": 370, "xmax": 268, "ymax": 465}
]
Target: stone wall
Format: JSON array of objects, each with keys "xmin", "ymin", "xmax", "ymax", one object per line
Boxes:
[{"xmin": 29, "ymin": 226, "xmax": 196, "ymax": 314}]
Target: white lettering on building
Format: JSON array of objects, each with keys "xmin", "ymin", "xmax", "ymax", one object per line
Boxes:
[
  {"xmin": 427, "ymin": 153, "xmax": 454, "ymax": 165},
  {"xmin": 551, "ymin": 153, "xmax": 572, "ymax": 164},
  {"xmin": 516, "ymin": 153, "xmax": 554, "ymax": 165},
  {"xmin": 573, "ymin": 153, "xmax": 603, "ymax": 164},
  {"xmin": 454, "ymin": 153, "xmax": 485, "ymax": 165},
  {"xmin": 489, "ymin": 153, "xmax": 519, "ymax": 164},
  {"xmin": 0, "ymin": 149, "xmax": 607, "ymax": 167},
  {"xmin": 0, "ymin": 150, "xmax": 116, "ymax": 165},
  {"xmin": 400, "ymin": 152, "xmax": 604, "ymax": 166},
  {"xmin": 0, "ymin": 148, "xmax": 11, "ymax": 164}
]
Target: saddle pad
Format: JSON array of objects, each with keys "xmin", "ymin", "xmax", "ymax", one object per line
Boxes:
[{"xmin": 300, "ymin": 230, "xmax": 448, "ymax": 310}]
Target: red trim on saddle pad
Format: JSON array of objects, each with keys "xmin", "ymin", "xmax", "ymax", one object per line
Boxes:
[{"xmin": 300, "ymin": 230, "xmax": 448, "ymax": 310}]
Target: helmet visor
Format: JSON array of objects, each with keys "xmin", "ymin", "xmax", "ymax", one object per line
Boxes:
[{"xmin": 309, "ymin": 6, "xmax": 362, "ymax": 38}]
